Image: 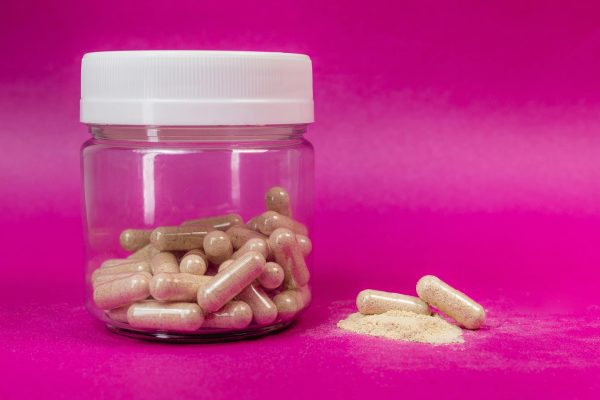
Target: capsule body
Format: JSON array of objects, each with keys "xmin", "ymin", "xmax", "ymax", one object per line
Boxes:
[
  {"xmin": 151, "ymin": 225, "xmax": 211, "ymax": 251},
  {"xmin": 197, "ymin": 251, "xmax": 266, "ymax": 312},
  {"xmin": 119, "ymin": 229, "xmax": 152, "ymax": 252},
  {"xmin": 181, "ymin": 213, "xmax": 243, "ymax": 230},
  {"xmin": 268, "ymin": 228, "xmax": 310, "ymax": 288},
  {"xmin": 265, "ymin": 186, "xmax": 293, "ymax": 217},
  {"xmin": 203, "ymin": 231, "xmax": 234, "ymax": 265},
  {"xmin": 127, "ymin": 301, "xmax": 204, "ymax": 332},
  {"xmin": 273, "ymin": 289, "xmax": 307, "ymax": 321},
  {"xmin": 179, "ymin": 249, "xmax": 208, "ymax": 275},
  {"xmin": 236, "ymin": 284, "xmax": 278, "ymax": 325},
  {"xmin": 416, "ymin": 275, "xmax": 486, "ymax": 329},
  {"xmin": 203, "ymin": 301, "xmax": 253, "ymax": 329},
  {"xmin": 92, "ymin": 260, "xmax": 151, "ymax": 282},
  {"xmin": 93, "ymin": 273, "xmax": 151, "ymax": 310},
  {"xmin": 226, "ymin": 226, "xmax": 267, "ymax": 249},
  {"xmin": 258, "ymin": 211, "xmax": 308, "ymax": 236},
  {"xmin": 150, "ymin": 273, "xmax": 211, "ymax": 302},
  {"xmin": 127, "ymin": 244, "xmax": 160, "ymax": 260},
  {"xmin": 257, "ymin": 262, "xmax": 285, "ymax": 289},
  {"xmin": 151, "ymin": 251, "xmax": 180, "ymax": 274},
  {"xmin": 356, "ymin": 289, "xmax": 431, "ymax": 315},
  {"xmin": 232, "ymin": 238, "xmax": 269, "ymax": 259}
]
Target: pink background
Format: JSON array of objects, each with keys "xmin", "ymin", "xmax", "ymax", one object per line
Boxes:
[{"xmin": 2, "ymin": 1, "xmax": 600, "ymax": 398}]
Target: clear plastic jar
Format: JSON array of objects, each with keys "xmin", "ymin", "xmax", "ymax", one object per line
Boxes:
[{"xmin": 80, "ymin": 51, "xmax": 314, "ymax": 341}]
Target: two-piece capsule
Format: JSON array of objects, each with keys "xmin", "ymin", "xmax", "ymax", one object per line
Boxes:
[
  {"xmin": 93, "ymin": 272, "xmax": 151, "ymax": 310},
  {"xmin": 273, "ymin": 286, "xmax": 311, "ymax": 321},
  {"xmin": 257, "ymin": 211, "xmax": 308, "ymax": 236},
  {"xmin": 180, "ymin": 213, "xmax": 243, "ymax": 230},
  {"xmin": 265, "ymin": 186, "xmax": 293, "ymax": 217},
  {"xmin": 203, "ymin": 231, "xmax": 233, "ymax": 265},
  {"xmin": 127, "ymin": 301, "xmax": 204, "ymax": 332},
  {"xmin": 179, "ymin": 249, "xmax": 208, "ymax": 275},
  {"xmin": 119, "ymin": 229, "xmax": 152, "ymax": 252},
  {"xmin": 269, "ymin": 228, "xmax": 310, "ymax": 288},
  {"xmin": 150, "ymin": 251, "xmax": 180, "ymax": 274},
  {"xmin": 356, "ymin": 289, "xmax": 430, "ymax": 315},
  {"xmin": 150, "ymin": 273, "xmax": 211, "ymax": 302},
  {"xmin": 151, "ymin": 225, "xmax": 212, "ymax": 251},
  {"xmin": 203, "ymin": 301, "xmax": 253, "ymax": 329},
  {"xmin": 416, "ymin": 275, "xmax": 486, "ymax": 330}
]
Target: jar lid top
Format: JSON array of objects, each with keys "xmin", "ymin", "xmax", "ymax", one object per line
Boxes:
[{"xmin": 80, "ymin": 51, "xmax": 314, "ymax": 126}]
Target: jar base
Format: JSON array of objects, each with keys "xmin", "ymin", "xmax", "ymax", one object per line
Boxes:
[{"xmin": 105, "ymin": 321, "xmax": 295, "ymax": 343}]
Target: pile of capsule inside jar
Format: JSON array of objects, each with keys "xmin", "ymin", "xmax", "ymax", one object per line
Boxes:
[{"xmin": 90, "ymin": 187, "xmax": 312, "ymax": 333}]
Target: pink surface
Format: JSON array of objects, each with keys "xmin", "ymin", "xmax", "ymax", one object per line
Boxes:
[{"xmin": 2, "ymin": 1, "xmax": 600, "ymax": 398}]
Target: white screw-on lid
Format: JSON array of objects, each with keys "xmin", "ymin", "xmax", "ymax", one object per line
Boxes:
[{"xmin": 80, "ymin": 51, "xmax": 314, "ymax": 126}]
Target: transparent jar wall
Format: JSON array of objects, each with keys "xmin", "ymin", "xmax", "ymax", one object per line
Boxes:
[{"xmin": 82, "ymin": 125, "xmax": 314, "ymax": 341}]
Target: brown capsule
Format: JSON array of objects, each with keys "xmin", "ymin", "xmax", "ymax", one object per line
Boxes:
[
  {"xmin": 151, "ymin": 225, "xmax": 212, "ymax": 251},
  {"xmin": 93, "ymin": 273, "xmax": 151, "ymax": 310},
  {"xmin": 265, "ymin": 186, "xmax": 293, "ymax": 217},
  {"xmin": 203, "ymin": 301, "xmax": 253, "ymax": 329},
  {"xmin": 92, "ymin": 260, "xmax": 151, "ymax": 282},
  {"xmin": 416, "ymin": 275, "xmax": 486, "ymax": 329},
  {"xmin": 257, "ymin": 262, "xmax": 285, "ymax": 289},
  {"xmin": 356, "ymin": 289, "xmax": 431, "ymax": 315},
  {"xmin": 296, "ymin": 235, "xmax": 312, "ymax": 257},
  {"xmin": 179, "ymin": 249, "xmax": 208, "ymax": 275},
  {"xmin": 268, "ymin": 228, "xmax": 310, "ymax": 288},
  {"xmin": 203, "ymin": 231, "xmax": 233, "ymax": 265},
  {"xmin": 197, "ymin": 251, "xmax": 266, "ymax": 312},
  {"xmin": 257, "ymin": 211, "xmax": 308, "ymax": 236},
  {"xmin": 150, "ymin": 273, "xmax": 211, "ymax": 302},
  {"xmin": 236, "ymin": 284, "xmax": 278, "ymax": 326},
  {"xmin": 150, "ymin": 251, "xmax": 179, "ymax": 274},
  {"xmin": 180, "ymin": 213, "xmax": 243, "ymax": 230},
  {"xmin": 231, "ymin": 238, "xmax": 269, "ymax": 260},
  {"xmin": 93, "ymin": 271, "xmax": 148, "ymax": 288},
  {"xmin": 127, "ymin": 301, "xmax": 204, "ymax": 332},
  {"xmin": 245, "ymin": 216, "xmax": 262, "ymax": 231},
  {"xmin": 226, "ymin": 226, "xmax": 267, "ymax": 249},
  {"xmin": 119, "ymin": 229, "xmax": 152, "ymax": 252}
]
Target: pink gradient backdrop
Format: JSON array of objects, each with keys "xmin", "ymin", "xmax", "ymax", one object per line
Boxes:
[{"xmin": 2, "ymin": 1, "xmax": 600, "ymax": 398}]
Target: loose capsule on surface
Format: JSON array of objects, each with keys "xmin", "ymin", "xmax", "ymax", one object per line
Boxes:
[
  {"xmin": 236, "ymin": 284, "xmax": 278, "ymax": 325},
  {"xmin": 257, "ymin": 262, "xmax": 285, "ymax": 289},
  {"xmin": 203, "ymin": 301, "xmax": 253, "ymax": 329},
  {"xmin": 179, "ymin": 249, "xmax": 208, "ymax": 275},
  {"xmin": 105, "ymin": 305, "xmax": 131, "ymax": 323},
  {"xmin": 203, "ymin": 231, "xmax": 233, "ymax": 265},
  {"xmin": 265, "ymin": 186, "xmax": 293, "ymax": 217},
  {"xmin": 231, "ymin": 238, "xmax": 269, "ymax": 260},
  {"xmin": 416, "ymin": 275, "xmax": 486, "ymax": 330},
  {"xmin": 180, "ymin": 213, "xmax": 243, "ymax": 230},
  {"xmin": 268, "ymin": 228, "xmax": 310, "ymax": 288},
  {"xmin": 151, "ymin": 225, "xmax": 212, "ymax": 251},
  {"xmin": 119, "ymin": 229, "xmax": 152, "ymax": 252},
  {"xmin": 257, "ymin": 211, "xmax": 308, "ymax": 236},
  {"xmin": 197, "ymin": 251, "xmax": 266, "ymax": 312},
  {"xmin": 93, "ymin": 273, "xmax": 151, "ymax": 310},
  {"xmin": 150, "ymin": 251, "xmax": 180, "ymax": 274},
  {"xmin": 92, "ymin": 260, "xmax": 151, "ymax": 282},
  {"xmin": 296, "ymin": 234, "xmax": 312, "ymax": 257},
  {"xmin": 127, "ymin": 301, "xmax": 204, "ymax": 332},
  {"xmin": 226, "ymin": 226, "xmax": 267, "ymax": 249},
  {"xmin": 356, "ymin": 289, "xmax": 431, "ymax": 315},
  {"xmin": 150, "ymin": 273, "xmax": 211, "ymax": 302}
]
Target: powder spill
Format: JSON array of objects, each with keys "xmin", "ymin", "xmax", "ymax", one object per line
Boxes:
[{"xmin": 337, "ymin": 310, "xmax": 464, "ymax": 345}]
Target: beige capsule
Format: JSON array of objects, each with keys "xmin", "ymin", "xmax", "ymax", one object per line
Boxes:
[
  {"xmin": 179, "ymin": 249, "xmax": 208, "ymax": 275},
  {"xmin": 180, "ymin": 213, "xmax": 243, "ymax": 230},
  {"xmin": 93, "ymin": 271, "xmax": 151, "ymax": 288},
  {"xmin": 218, "ymin": 259, "xmax": 235, "ymax": 272},
  {"xmin": 296, "ymin": 235, "xmax": 312, "ymax": 257},
  {"xmin": 197, "ymin": 251, "xmax": 266, "ymax": 312},
  {"xmin": 203, "ymin": 231, "xmax": 233, "ymax": 265},
  {"xmin": 257, "ymin": 262, "xmax": 285, "ymax": 289},
  {"xmin": 105, "ymin": 305, "xmax": 131, "ymax": 323},
  {"xmin": 203, "ymin": 301, "xmax": 253, "ymax": 329},
  {"xmin": 236, "ymin": 284, "xmax": 278, "ymax": 325},
  {"xmin": 273, "ymin": 290, "xmax": 302, "ymax": 321},
  {"xmin": 127, "ymin": 301, "xmax": 204, "ymax": 332},
  {"xmin": 268, "ymin": 228, "xmax": 310, "ymax": 288},
  {"xmin": 92, "ymin": 260, "xmax": 151, "ymax": 282},
  {"xmin": 356, "ymin": 289, "xmax": 431, "ymax": 315},
  {"xmin": 265, "ymin": 186, "xmax": 293, "ymax": 217},
  {"xmin": 226, "ymin": 226, "xmax": 267, "ymax": 249},
  {"xmin": 93, "ymin": 273, "xmax": 151, "ymax": 310},
  {"xmin": 245, "ymin": 216, "xmax": 262, "ymax": 231},
  {"xmin": 257, "ymin": 211, "xmax": 308, "ymax": 236},
  {"xmin": 151, "ymin": 225, "xmax": 212, "ymax": 251},
  {"xmin": 119, "ymin": 229, "xmax": 152, "ymax": 252},
  {"xmin": 231, "ymin": 238, "xmax": 269, "ymax": 260},
  {"xmin": 151, "ymin": 251, "xmax": 179, "ymax": 274},
  {"xmin": 127, "ymin": 244, "xmax": 160, "ymax": 260},
  {"xmin": 416, "ymin": 275, "xmax": 486, "ymax": 330},
  {"xmin": 150, "ymin": 273, "xmax": 211, "ymax": 302}
]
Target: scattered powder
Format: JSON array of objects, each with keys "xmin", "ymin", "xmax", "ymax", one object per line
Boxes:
[{"xmin": 337, "ymin": 310, "xmax": 464, "ymax": 345}]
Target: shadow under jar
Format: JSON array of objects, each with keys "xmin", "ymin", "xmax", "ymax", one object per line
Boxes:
[{"xmin": 80, "ymin": 51, "xmax": 315, "ymax": 342}]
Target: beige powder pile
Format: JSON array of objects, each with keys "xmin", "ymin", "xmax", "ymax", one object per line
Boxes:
[{"xmin": 337, "ymin": 310, "xmax": 464, "ymax": 344}]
